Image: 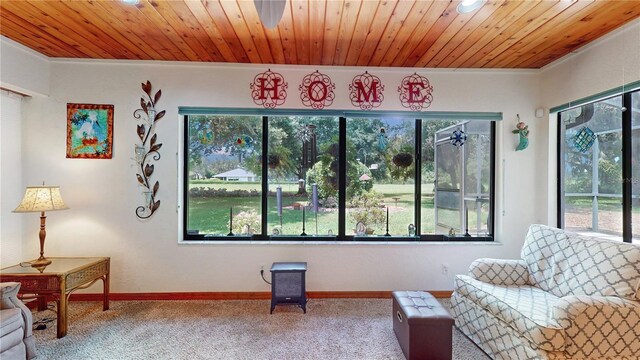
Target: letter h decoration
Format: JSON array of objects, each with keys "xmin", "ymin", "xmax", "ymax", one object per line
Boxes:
[{"xmin": 250, "ymin": 69, "xmax": 288, "ymax": 109}]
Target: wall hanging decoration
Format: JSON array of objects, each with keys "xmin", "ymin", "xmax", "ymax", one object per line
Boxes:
[
  {"xmin": 133, "ymin": 80, "xmax": 164, "ymax": 219},
  {"xmin": 299, "ymin": 124, "xmax": 317, "ymax": 171},
  {"xmin": 235, "ymin": 135, "xmax": 254, "ymax": 149},
  {"xmin": 349, "ymin": 71, "xmax": 385, "ymax": 110},
  {"xmin": 299, "ymin": 70, "xmax": 335, "ymax": 109},
  {"xmin": 66, "ymin": 103, "xmax": 113, "ymax": 159},
  {"xmin": 449, "ymin": 128, "xmax": 467, "ymax": 147},
  {"xmin": 377, "ymin": 127, "xmax": 387, "ymax": 151},
  {"xmin": 573, "ymin": 126, "xmax": 596, "ymax": 153},
  {"xmin": 397, "ymin": 73, "xmax": 434, "ymax": 111},
  {"xmin": 511, "ymin": 114, "xmax": 529, "ymax": 151},
  {"xmin": 296, "ymin": 124, "xmax": 314, "ymax": 142},
  {"xmin": 250, "ymin": 69, "xmax": 288, "ymax": 109},
  {"xmin": 197, "ymin": 128, "xmax": 214, "ymax": 145}
]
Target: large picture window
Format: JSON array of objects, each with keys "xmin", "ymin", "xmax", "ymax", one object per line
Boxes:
[
  {"xmin": 186, "ymin": 115, "xmax": 262, "ymax": 236},
  {"xmin": 558, "ymin": 89, "xmax": 639, "ymax": 244},
  {"xmin": 183, "ymin": 112, "xmax": 495, "ymax": 242}
]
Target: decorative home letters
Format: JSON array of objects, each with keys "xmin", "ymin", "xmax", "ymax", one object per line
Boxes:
[
  {"xmin": 299, "ymin": 70, "xmax": 335, "ymax": 109},
  {"xmin": 349, "ymin": 71, "xmax": 385, "ymax": 110},
  {"xmin": 250, "ymin": 70, "xmax": 434, "ymax": 111},
  {"xmin": 398, "ymin": 73, "xmax": 434, "ymax": 111},
  {"xmin": 250, "ymin": 69, "xmax": 288, "ymax": 108}
]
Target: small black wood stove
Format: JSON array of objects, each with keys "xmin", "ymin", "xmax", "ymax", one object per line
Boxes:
[{"xmin": 270, "ymin": 262, "xmax": 307, "ymax": 314}]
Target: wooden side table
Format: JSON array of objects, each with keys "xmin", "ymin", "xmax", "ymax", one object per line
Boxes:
[{"xmin": 0, "ymin": 257, "xmax": 110, "ymax": 338}]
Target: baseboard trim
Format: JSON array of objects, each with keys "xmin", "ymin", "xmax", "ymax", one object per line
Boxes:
[{"xmin": 69, "ymin": 290, "xmax": 453, "ymax": 301}]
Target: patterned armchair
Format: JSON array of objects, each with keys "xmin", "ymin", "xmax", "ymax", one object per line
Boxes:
[{"xmin": 451, "ymin": 224, "xmax": 640, "ymax": 360}]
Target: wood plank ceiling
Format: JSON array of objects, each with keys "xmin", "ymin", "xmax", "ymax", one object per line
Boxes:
[{"xmin": 1, "ymin": 0, "xmax": 639, "ymax": 69}]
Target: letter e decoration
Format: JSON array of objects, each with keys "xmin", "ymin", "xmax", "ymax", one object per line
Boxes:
[{"xmin": 398, "ymin": 73, "xmax": 433, "ymax": 111}]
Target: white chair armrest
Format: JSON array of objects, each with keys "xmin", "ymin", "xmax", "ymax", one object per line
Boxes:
[
  {"xmin": 1, "ymin": 282, "xmax": 23, "ymax": 310},
  {"xmin": 0, "ymin": 282, "xmax": 34, "ymax": 345},
  {"xmin": 554, "ymin": 295, "xmax": 640, "ymax": 359},
  {"xmin": 467, "ymin": 258, "xmax": 530, "ymax": 285}
]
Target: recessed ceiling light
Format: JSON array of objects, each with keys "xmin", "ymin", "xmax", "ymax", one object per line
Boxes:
[
  {"xmin": 122, "ymin": 0, "xmax": 140, "ymax": 5},
  {"xmin": 457, "ymin": 0, "xmax": 485, "ymax": 14}
]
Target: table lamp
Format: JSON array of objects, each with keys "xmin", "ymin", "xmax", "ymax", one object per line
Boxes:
[{"xmin": 13, "ymin": 184, "xmax": 68, "ymax": 267}]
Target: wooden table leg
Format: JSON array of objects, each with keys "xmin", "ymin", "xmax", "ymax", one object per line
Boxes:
[
  {"xmin": 102, "ymin": 273, "xmax": 110, "ymax": 311},
  {"xmin": 37, "ymin": 295, "xmax": 47, "ymax": 311},
  {"xmin": 57, "ymin": 293, "xmax": 68, "ymax": 338}
]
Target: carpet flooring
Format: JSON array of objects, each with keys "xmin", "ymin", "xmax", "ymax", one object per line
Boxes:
[{"xmin": 32, "ymin": 298, "xmax": 489, "ymax": 360}]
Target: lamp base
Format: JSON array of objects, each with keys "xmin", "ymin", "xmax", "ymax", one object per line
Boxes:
[{"xmin": 31, "ymin": 256, "xmax": 52, "ymax": 268}]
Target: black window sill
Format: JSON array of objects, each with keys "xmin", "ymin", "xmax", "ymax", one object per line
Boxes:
[{"xmin": 182, "ymin": 234, "xmax": 494, "ymax": 242}]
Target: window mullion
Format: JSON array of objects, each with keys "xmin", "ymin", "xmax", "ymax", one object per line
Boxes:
[
  {"xmin": 338, "ymin": 117, "xmax": 347, "ymax": 238},
  {"xmin": 414, "ymin": 119, "xmax": 422, "ymax": 237},
  {"xmin": 261, "ymin": 115, "xmax": 269, "ymax": 239},
  {"xmin": 622, "ymin": 92, "xmax": 632, "ymax": 243},
  {"xmin": 490, "ymin": 121, "xmax": 497, "ymax": 236}
]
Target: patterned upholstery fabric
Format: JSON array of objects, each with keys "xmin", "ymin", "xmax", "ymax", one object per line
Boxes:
[
  {"xmin": 554, "ymin": 295, "xmax": 640, "ymax": 359},
  {"xmin": 452, "ymin": 224, "xmax": 640, "ymax": 360},
  {"xmin": 451, "ymin": 292, "xmax": 566, "ymax": 360},
  {"xmin": 521, "ymin": 224, "xmax": 640, "ymax": 300},
  {"xmin": 468, "ymin": 258, "xmax": 530, "ymax": 286},
  {"xmin": 455, "ymin": 275, "xmax": 565, "ymax": 351}
]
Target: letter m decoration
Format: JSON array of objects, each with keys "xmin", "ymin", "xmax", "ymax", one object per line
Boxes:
[
  {"xmin": 397, "ymin": 73, "xmax": 433, "ymax": 111},
  {"xmin": 250, "ymin": 69, "xmax": 288, "ymax": 108},
  {"xmin": 349, "ymin": 71, "xmax": 385, "ymax": 110}
]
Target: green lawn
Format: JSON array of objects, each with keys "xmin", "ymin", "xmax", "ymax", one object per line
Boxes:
[{"xmin": 187, "ymin": 181, "xmax": 489, "ymax": 236}]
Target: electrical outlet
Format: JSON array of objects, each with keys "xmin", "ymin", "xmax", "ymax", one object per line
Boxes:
[{"xmin": 441, "ymin": 264, "xmax": 449, "ymax": 275}]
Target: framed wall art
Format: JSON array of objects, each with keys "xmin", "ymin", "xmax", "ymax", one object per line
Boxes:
[{"xmin": 66, "ymin": 103, "xmax": 114, "ymax": 159}]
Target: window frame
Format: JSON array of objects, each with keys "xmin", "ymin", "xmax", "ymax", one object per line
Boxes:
[
  {"xmin": 181, "ymin": 109, "xmax": 497, "ymax": 243},
  {"xmin": 556, "ymin": 90, "xmax": 637, "ymax": 243}
]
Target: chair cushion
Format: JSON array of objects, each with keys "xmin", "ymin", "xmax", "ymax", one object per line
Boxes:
[
  {"xmin": 455, "ymin": 275, "xmax": 566, "ymax": 352},
  {"xmin": 1, "ymin": 308, "xmax": 26, "ymax": 360},
  {"xmin": 0, "ymin": 309, "xmax": 22, "ymax": 338},
  {"xmin": 521, "ymin": 224, "xmax": 640, "ymax": 300}
]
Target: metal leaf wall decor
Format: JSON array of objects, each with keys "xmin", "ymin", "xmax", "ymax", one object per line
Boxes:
[{"xmin": 134, "ymin": 80, "xmax": 165, "ymax": 219}]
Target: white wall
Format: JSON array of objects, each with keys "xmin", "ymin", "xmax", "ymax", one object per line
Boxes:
[
  {"xmin": 540, "ymin": 19, "xmax": 640, "ymax": 225},
  {"xmin": 0, "ymin": 37, "xmax": 50, "ymax": 96},
  {"xmin": 0, "ymin": 36, "xmax": 50, "ymax": 267},
  {"xmin": 0, "ymin": 91, "xmax": 24, "ymax": 266},
  {"xmin": 16, "ymin": 58, "xmax": 545, "ymax": 293}
]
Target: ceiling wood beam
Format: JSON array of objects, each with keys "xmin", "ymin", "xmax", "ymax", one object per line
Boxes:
[
  {"xmin": 484, "ymin": 0, "xmax": 596, "ymax": 68},
  {"xmin": 441, "ymin": 0, "xmax": 545, "ymax": 68},
  {"xmin": 321, "ymin": 0, "xmax": 344, "ymax": 65},
  {"xmin": 309, "ymin": 0, "xmax": 327, "ymax": 66},
  {"xmin": 396, "ymin": 0, "xmax": 452, "ymax": 67},
  {"xmin": 277, "ymin": 0, "xmax": 299, "ymax": 64},
  {"xmin": 355, "ymin": 0, "xmax": 398, "ymax": 67}
]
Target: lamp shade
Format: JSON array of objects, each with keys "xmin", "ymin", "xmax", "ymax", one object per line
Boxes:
[
  {"xmin": 13, "ymin": 186, "xmax": 68, "ymax": 213},
  {"xmin": 254, "ymin": 0, "xmax": 287, "ymax": 29}
]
